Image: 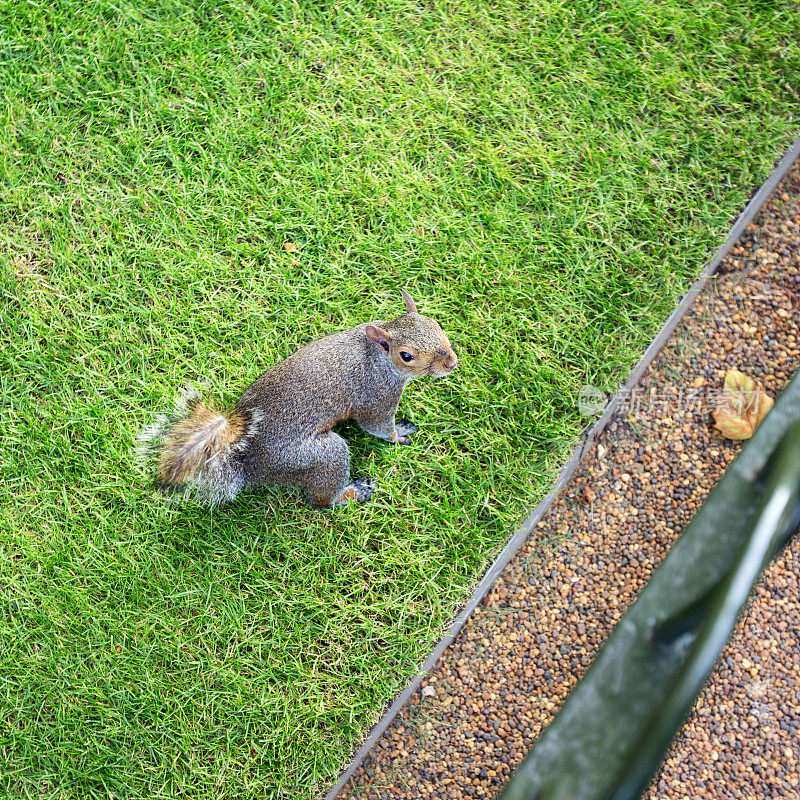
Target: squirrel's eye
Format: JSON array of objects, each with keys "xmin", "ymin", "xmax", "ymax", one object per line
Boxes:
[{"xmin": 400, "ymin": 351, "xmax": 414, "ymax": 363}]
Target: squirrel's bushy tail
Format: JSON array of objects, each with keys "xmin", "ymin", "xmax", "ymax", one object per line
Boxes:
[{"xmin": 136, "ymin": 387, "xmax": 248, "ymax": 505}]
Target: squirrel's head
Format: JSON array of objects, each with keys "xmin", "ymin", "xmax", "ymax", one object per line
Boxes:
[{"xmin": 365, "ymin": 290, "xmax": 458, "ymax": 379}]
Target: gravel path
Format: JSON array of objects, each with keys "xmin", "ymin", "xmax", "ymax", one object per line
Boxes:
[{"xmin": 338, "ymin": 162, "xmax": 800, "ymax": 800}]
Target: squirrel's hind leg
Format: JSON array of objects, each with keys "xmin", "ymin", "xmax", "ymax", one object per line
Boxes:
[
  {"xmin": 299, "ymin": 432, "xmax": 377, "ymax": 508},
  {"xmin": 327, "ymin": 477, "xmax": 378, "ymax": 507}
]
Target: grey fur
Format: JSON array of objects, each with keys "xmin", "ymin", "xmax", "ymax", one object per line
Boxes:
[{"xmin": 137, "ymin": 298, "xmax": 458, "ymax": 508}]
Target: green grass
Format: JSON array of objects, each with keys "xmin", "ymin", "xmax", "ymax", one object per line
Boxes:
[{"xmin": 1, "ymin": 0, "xmax": 799, "ymax": 796}]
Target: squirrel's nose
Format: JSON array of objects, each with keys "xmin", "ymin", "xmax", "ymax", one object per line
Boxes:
[{"xmin": 443, "ymin": 353, "xmax": 458, "ymax": 372}]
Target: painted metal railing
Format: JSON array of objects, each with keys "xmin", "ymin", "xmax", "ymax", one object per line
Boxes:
[{"xmin": 499, "ymin": 371, "xmax": 800, "ymax": 800}]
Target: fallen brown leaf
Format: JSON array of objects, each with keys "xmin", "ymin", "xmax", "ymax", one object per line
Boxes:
[
  {"xmin": 712, "ymin": 369, "xmax": 774, "ymax": 440},
  {"xmin": 283, "ymin": 241, "xmax": 297, "ymax": 252}
]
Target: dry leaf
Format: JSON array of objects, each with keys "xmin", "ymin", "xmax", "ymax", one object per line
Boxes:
[
  {"xmin": 712, "ymin": 369, "xmax": 774, "ymax": 440},
  {"xmin": 577, "ymin": 483, "xmax": 595, "ymax": 505},
  {"xmin": 283, "ymin": 241, "xmax": 297, "ymax": 252}
]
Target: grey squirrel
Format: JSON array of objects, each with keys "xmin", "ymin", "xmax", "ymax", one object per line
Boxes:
[{"xmin": 137, "ymin": 290, "xmax": 458, "ymax": 508}]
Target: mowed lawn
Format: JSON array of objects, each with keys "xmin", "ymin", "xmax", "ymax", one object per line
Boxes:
[{"xmin": 2, "ymin": 0, "xmax": 799, "ymax": 797}]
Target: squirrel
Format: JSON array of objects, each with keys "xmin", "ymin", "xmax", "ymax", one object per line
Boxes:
[{"xmin": 136, "ymin": 290, "xmax": 458, "ymax": 508}]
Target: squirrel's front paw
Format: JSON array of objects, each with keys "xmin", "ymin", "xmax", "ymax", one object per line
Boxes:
[{"xmin": 394, "ymin": 419, "xmax": 418, "ymax": 445}]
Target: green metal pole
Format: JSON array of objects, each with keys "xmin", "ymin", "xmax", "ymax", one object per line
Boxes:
[
  {"xmin": 499, "ymin": 372, "xmax": 800, "ymax": 800},
  {"xmin": 608, "ymin": 420, "xmax": 800, "ymax": 800}
]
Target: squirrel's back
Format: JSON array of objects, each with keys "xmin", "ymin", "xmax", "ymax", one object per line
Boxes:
[{"xmin": 235, "ymin": 324, "xmax": 396, "ymax": 427}]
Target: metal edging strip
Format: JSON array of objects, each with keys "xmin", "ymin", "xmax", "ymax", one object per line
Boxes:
[{"xmin": 323, "ymin": 131, "xmax": 800, "ymax": 800}]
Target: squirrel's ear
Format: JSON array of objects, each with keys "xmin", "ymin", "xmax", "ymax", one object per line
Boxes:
[
  {"xmin": 401, "ymin": 289, "xmax": 418, "ymax": 315},
  {"xmin": 365, "ymin": 324, "xmax": 392, "ymax": 354}
]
